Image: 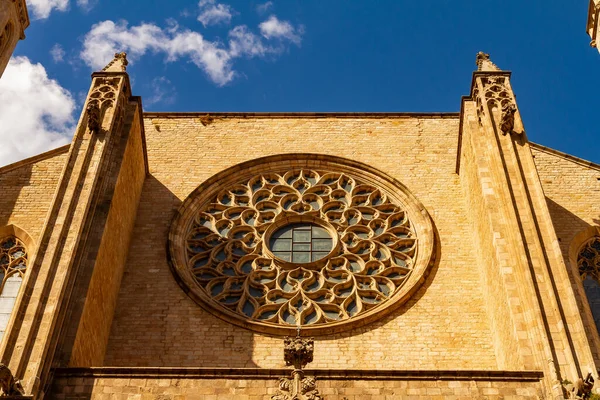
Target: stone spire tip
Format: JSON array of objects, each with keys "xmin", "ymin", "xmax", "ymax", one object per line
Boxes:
[
  {"xmin": 101, "ymin": 52, "xmax": 128, "ymax": 73},
  {"xmin": 476, "ymin": 51, "xmax": 501, "ymax": 72}
]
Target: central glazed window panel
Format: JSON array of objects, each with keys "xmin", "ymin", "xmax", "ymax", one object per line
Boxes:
[{"xmin": 270, "ymin": 223, "xmax": 332, "ymax": 263}]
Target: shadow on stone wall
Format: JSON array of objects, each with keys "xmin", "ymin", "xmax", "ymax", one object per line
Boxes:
[
  {"xmin": 545, "ymin": 196, "xmax": 600, "ymax": 366},
  {"xmin": 0, "ymin": 164, "xmax": 32, "ymax": 228},
  {"xmin": 102, "ymin": 174, "xmax": 259, "ymax": 368}
]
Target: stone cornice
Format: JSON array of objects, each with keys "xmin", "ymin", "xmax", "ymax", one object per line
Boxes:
[
  {"xmin": 143, "ymin": 112, "xmax": 460, "ymax": 119},
  {"xmin": 54, "ymin": 367, "xmax": 544, "ymax": 382}
]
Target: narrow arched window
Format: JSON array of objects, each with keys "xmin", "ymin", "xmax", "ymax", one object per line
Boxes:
[
  {"xmin": 0, "ymin": 236, "xmax": 27, "ymax": 341},
  {"xmin": 578, "ymin": 238, "xmax": 600, "ymax": 334}
]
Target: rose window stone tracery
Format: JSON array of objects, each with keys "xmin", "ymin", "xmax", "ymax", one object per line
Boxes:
[{"xmin": 169, "ymin": 156, "xmax": 435, "ymax": 334}]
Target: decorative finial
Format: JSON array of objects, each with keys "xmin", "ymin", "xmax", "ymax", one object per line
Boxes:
[
  {"xmin": 102, "ymin": 52, "xmax": 129, "ymax": 73},
  {"xmin": 476, "ymin": 52, "xmax": 490, "ymax": 70},
  {"xmin": 476, "ymin": 51, "xmax": 500, "ymax": 71},
  {"xmin": 296, "ymin": 325, "xmax": 301, "ymax": 338}
]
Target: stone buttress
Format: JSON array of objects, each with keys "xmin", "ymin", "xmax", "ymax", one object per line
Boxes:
[
  {"xmin": 458, "ymin": 53, "xmax": 598, "ymax": 398},
  {"xmin": 0, "ymin": 53, "xmax": 147, "ymax": 398}
]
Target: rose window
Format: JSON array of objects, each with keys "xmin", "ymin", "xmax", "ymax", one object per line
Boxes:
[{"xmin": 169, "ymin": 156, "xmax": 434, "ymax": 334}]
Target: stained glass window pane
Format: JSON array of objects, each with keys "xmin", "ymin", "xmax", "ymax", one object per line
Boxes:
[
  {"xmin": 293, "ymin": 230, "xmax": 311, "ymax": 242},
  {"xmin": 270, "ymin": 223, "xmax": 332, "ymax": 263}
]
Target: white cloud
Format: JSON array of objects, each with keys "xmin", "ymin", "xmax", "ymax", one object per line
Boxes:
[
  {"xmin": 144, "ymin": 77, "xmax": 177, "ymax": 108},
  {"xmin": 256, "ymin": 1, "xmax": 273, "ymax": 14},
  {"xmin": 80, "ymin": 18, "xmax": 304, "ymax": 86},
  {"xmin": 27, "ymin": 0, "xmax": 69, "ymax": 19},
  {"xmin": 0, "ymin": 57, "xmax": 75, "ymax": 167},
  {"xmin": 26, "ymin": 0, "xmax": 99, "ymax": 19},
  {"xmin": 259, "ymin": 15, "xmax": 303, "ymax": 45},
  {"xmin": 76, "ymin": 0, "xmax": 98, "ymax": 12},
  {"xmin": 228, "ymin": 25, "xmax": 268, "ymax": 57},
  {"xmin": 50, "ymin": 44, "xmax": 65, "ymax": 63},
  {"xmin": 198, "ymin": 0, "xmax": 234, "ymax": 27}
]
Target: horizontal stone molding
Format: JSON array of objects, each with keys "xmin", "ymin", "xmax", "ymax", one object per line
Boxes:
[
  {"xmin": 144, "ymin": 112, "xmax": 460, "ymax": 119},
  {"xmin": 54, "ymin": 367, "xmax": 543, "ymax": 382}
]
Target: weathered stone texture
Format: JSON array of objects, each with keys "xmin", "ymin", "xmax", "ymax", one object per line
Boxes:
[
  {"xmin": 533, "ymin": 144, "xmax": 600, "ymax": 366},
  {"xmin": 69, "ymin": 103, "xmax": 147, "ymax": 367},
  {"xmin": 0, "ymin": 148, "xmax": 69, "ymax": 242},
  {"xmin": 103, "ymin": 115, "xmax": 498, "ymax": 370},
  {"xmin": 49, "ymin": 374, "xmax": 544, "ymax": 400},
  {"xmin": 0, "ymin": 0, "xmax": 29, "ymax": 78}
]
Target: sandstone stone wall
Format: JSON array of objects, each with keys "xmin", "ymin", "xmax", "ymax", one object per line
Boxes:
[
  {"xmin": 103, "ymin": 115, "xmax": 498, "ymax": 370},
  {"xmin": 532, "ymin": 143, "xmax": 600, "ymax": 365},
  {"xmin": 68, "ymin": 103, "xmax": 147, "ymax": 367},
  {"xmin": 0, "ymin": 147, "xmax": 69, "ymax": 244},
  {"xmin": 49, "ymin": 369, "xmax": 544, "ymax": 400}
]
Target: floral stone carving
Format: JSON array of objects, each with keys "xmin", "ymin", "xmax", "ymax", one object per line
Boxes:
[
  {"xmin": 169, "ymin": 156, "xmax": 435, "ymax": 334},
  {"xmin": 272, "ymin": 333, "xmax": 323, "ymax": 400}
]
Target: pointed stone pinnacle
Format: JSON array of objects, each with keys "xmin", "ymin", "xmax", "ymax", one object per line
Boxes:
[
  {"xmin": 476, "ymin": 51, "xmax": 501, "ymax": 72},
  {"xmin": 102, "ymin": 52, "xmax": 129, "ymax": 73}
]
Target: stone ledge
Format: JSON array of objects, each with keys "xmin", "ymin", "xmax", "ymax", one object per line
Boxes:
[
  {"xmin": 143, "ymin": 112, "xmax": 460, "ymax": 119},
  {"xmin": 54, "ymin": 367, "xmax": 543, "ymax": 382}
]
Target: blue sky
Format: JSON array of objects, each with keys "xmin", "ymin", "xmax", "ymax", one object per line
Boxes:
[{"xmin": 0, "ymin": 0, "xmax": 598, "ymax": 166}]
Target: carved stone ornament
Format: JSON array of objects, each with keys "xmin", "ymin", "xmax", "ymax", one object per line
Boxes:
[
  {"xmin": 475, "ymin": 51, "xmax": 500, "ymax": 71},
  {"xmin": 475, "ymin": 51, "xmax": 490, "ymax": 70},
  {"xmin": 500, "ymin": 103, "xmax": 517, "ymax": 135},
  {"xmin": 272, "ymin": 332, "xmax": 324, "ymax": 400},
  {"xmin": 199, "ymin": 114, "xmax": 215, "ymax": 126},
  {"xmin": 168, "ymin": 156, "xmax": 436, "ymax": 335},
  {"xmin": 86, "ymin": 102, "xmax": 101, "ymax": 134},
  {"xmin": 564, "ymin": 373, "xmax": 594, "ymax": 399},
  {"xmin": 0, "ymin": 364, "xmax": 24, "ymax": 396},
  {"xmin": 284, "ymin": 332, "xmax": 314, "ymax": 369}
]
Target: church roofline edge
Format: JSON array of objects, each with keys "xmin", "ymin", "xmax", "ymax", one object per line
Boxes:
[
  {"xmin": 0, "ymin": 144, "xmax": 70, "ymax": 175},
  {"xmin": 143, "ymin": 112, "xmax": 461, "ymax": 119},
  {"xmin": 529, "ymin": 142, "xmax": 600, "ymax": 173}
]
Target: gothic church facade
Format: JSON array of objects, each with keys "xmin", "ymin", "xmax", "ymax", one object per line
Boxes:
[{"xmin": 2, "ymin": 1, "xmax": 600, "ymax": 399}]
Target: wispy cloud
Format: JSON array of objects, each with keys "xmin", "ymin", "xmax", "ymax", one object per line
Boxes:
[
  {"xmin": 0, "ymin": 57, "xmax": 74, "ymax": 166},
  {"xmin": 144, "ymin": 77, "xmax": 177, "ymax": 108},
  {"xmin": 50, "ymin": 44, "xmax": 65, "ymax": 63},
  {"xmin": 197, "ymin": 0, "xmax": 234, "ymax": 27},
  {"xmin": 27, "ymin": 0, "xmax": 69, "ymax": 19},
  {"xmin": 259, "ymin": 15, "xmax": 303, "ymax": 45},
  {"xmin": 256, "ymin": 1, "xmax": 273, "ymax": 15},
  {"xmin": 76, "ymin": 0, "xmax": 98, "ymax": 13},
  {"xmin": 80, "ymin": 16, "xmax": 304, "ymax": 86},
  {"xmin": 27, "ymin": 0, "xmax": 98, "ymax": 19}
]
